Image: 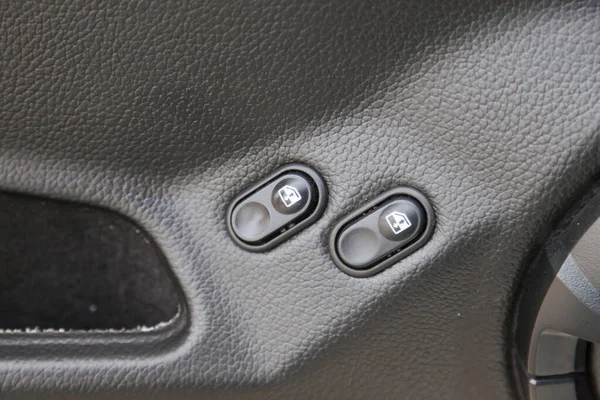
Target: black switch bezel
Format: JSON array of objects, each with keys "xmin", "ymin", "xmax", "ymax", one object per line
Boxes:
[
  {"xmin": 329, "ymin": 187, "xmax": 435, "ymax": 278},
  {"xmin": 227, "ymin": 163, "xmax": 328, "ymax": 252}
]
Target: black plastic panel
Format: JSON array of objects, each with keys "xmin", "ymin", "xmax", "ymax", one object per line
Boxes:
[
  {"xmin": 513, "ymin": 186, "xmax": 600, "ymax": 399},
  {"xmin": 1, "ymin": 0, "xmax": 600, "ymax": 398}
]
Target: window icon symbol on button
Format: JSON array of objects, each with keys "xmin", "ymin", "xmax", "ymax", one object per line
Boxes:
[
  {"xmin": 386, "ymin": 211, "xmax": 412, "ymax": 234},
  {"xmin": 278, "ymin": 185, "xmax": 302, "ymax": 208}
]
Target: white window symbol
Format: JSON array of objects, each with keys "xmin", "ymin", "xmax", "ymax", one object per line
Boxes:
[
  {"xmin": 278, "ymin": 185, "xmax": 302, "ymax": 207},
  {"xmin": 386, "ymin": 211, "xmax": 412, "ymax": 234}
]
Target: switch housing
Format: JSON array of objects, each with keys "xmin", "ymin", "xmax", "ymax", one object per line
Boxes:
[
  {"xmin": 227, "ymin": 163, "xmax": 327, "ymax": 252},
  {"xmin": 330, "ymin": 187, "xmax": 435, "ymax": 277}
]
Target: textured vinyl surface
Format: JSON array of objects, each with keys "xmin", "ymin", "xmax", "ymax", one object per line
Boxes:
[{"xmin": 1, "ymin": 0, "xmax": 600, "ymax": 398}]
